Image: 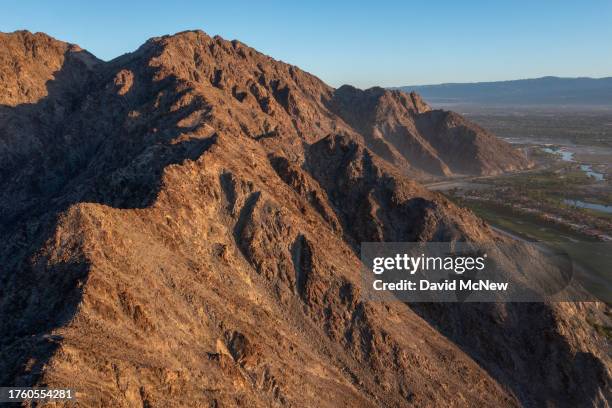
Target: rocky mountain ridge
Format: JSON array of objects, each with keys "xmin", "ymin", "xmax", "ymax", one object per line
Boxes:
[{"xmin": 0, "ymin": 30, "xmax": 608, "ymax": 407}]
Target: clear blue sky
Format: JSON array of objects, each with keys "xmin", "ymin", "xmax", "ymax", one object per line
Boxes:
[{"xmin": 2, "ymin": 0, "xmax": 611, "ymax": 88}]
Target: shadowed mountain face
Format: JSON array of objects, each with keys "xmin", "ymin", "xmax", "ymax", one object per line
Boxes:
[
  {"xmin": 0, "ymin": 30, "xmax": 609, "ymax": 407},
  {"xmin": 328, "ymin": 85, "xmax": 531, "ymax": 176}
]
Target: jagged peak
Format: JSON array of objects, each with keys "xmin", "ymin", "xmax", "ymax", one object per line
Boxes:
[
  {"xmin": 1, "ymin": 29, "xmax": 61, "ymax": 42},
  {"xmin": 0, "ymin": 30, "xmax": 96, "ymax": 56},
  {"xmin": 333, "ymin": 83, "xmax": 431, "ymax": 115},
  {"xmin": 0, "ymin": 30, "xmax": 99, "ymax": 106}
]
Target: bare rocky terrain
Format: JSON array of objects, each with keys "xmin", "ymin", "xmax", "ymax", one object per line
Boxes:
[{"xmin": 0, "ymin": 30, "xmax": 609, "ymax": 407}]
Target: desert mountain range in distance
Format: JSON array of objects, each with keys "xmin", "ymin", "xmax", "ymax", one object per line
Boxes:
[
  {"xmin": 0, "ymin": 30, "xmax": 610, "ymax": 407},
  {"xmin": 397, "ymin": 76, "xmax": 612, "ymax": 107}
]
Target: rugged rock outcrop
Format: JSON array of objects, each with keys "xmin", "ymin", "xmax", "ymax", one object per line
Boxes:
[
  {"xmin": 328, "ymin": 85, "xmax": 531, "ymax": 176},
  {"xmin": 0, "ymin": 30, "xmax": 608, "ymax": 407}
]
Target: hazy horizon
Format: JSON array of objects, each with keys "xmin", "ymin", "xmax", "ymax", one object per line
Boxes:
[{"xmin": 398, "ymin": 75, "xmax": 612, "ymax": 87}]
